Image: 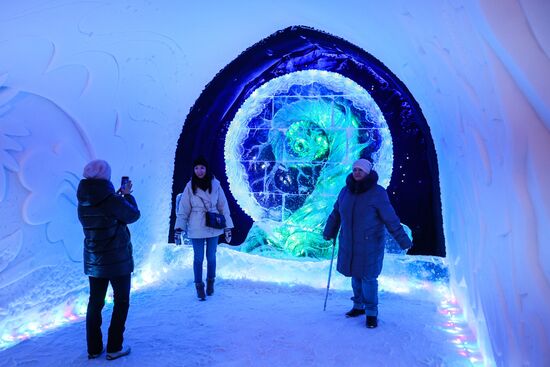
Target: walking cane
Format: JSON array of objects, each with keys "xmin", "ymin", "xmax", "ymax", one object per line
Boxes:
[{"xmin": 323, "ymin": 238, "xmax": 336, "ymax": 311}]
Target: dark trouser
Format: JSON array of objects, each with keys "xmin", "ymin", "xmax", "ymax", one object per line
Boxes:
[{"xmin": 86, "ymin": 274, "xmax": 131, "ymax": 354}]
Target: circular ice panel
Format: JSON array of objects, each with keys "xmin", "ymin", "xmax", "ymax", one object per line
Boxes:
[{"xmin": 225, "ymin": 70, "xmax": 392, "ymax": 223}]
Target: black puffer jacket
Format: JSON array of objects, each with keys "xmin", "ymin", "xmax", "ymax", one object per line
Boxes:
[{"xmin": 77, "ymin": 179, "xmax": 140, "ymax": 278}]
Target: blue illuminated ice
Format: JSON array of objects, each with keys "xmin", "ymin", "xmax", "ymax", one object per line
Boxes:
[{"xmin": 225, "ymin": 70, "xmax": 396, "ymax": 258}]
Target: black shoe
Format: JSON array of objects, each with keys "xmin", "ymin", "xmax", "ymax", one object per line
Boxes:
[
  {"xmin": 345, "ymin": 308, "xmax": 366, "ymax": 318},
  {"xmin": 366, "ymin": 316, "xmax": 378, "ymax": 328},
  {"xmin": 195, "ymin": 282, "xmax": 206, "ymax": 300},
  {"xmin": 106, "ymin": 345, "xmax": 131, "ymax": 360},
  {"xmin": 206, "ymin": 278, "xmax": 215, "ymax": 296},
  {"xmin": 88, "ymin": 347, "xmax": 104, "ymax": 359}
]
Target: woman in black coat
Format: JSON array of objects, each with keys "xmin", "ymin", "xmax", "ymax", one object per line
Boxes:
[
  {"xmin": 323, "ymin": 159, "xmax": 412, "ymax": 328},
  {"xmin": 77, "ymin": 160, "xmax": 140, "ymax": 360}
]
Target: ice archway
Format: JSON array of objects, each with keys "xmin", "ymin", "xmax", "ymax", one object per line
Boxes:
[{"xmin": 170, "ymin": 26, "xmax": 444, "ymax": 258}]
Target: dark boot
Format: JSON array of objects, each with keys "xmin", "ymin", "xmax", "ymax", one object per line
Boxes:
[
  {"xmin": 206, "ymin": 278, "xmax": 215, "ymax": 296},
  {"xmin": 195, "ymin": 282, "xmax": 206, "ymax": 301},
  {"xmin": 345, "ymin": 308, "xmax": 366, "ymax": 318},
  {"xmin": 366, "ymin": 315, "xmax": 378, "ymax": 328}
]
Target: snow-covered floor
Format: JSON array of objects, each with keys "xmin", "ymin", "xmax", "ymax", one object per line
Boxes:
[{"xmin": 0, "ymin": 245, "xmax": 481, "ymax": 366}]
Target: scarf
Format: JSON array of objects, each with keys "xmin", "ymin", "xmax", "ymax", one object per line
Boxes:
[
  {"xmin": 345, "ymin": 170, "xmax": 379, "ymax": 194},
  {"xmin": 191, "ymin": 173, "xmax": 213, "ymax": 194}
]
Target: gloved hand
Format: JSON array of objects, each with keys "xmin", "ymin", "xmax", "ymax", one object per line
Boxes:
[
  {"xmin": 174, "ymin": 228, "xmax": 183, "ymax": 245},
  {"xmin": 224, "ymin": 229, "xmax": 232, "ymax": 243}
]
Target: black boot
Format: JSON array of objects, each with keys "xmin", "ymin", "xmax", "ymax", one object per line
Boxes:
[
  {"xmin": 345, "ymin": 308, "xmax": 366, "ymax": 318},
  {"xmin": 366, "ymin": 315, "xmax": 378, "ymax": 328},
  {"xmin": 206, "ymin": 278, "xmax": 215, "ymax": 296},
  {"xmin": 195, "ymin": 282, "xmax": 206, "ymax": 301}
]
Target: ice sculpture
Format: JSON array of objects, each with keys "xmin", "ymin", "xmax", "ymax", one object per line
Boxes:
[{"xmin": 225, "ymin": 70, "xmax": 394, "ymax": 258}]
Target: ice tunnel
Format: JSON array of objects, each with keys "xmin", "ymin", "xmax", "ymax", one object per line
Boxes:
[{"xmin": 1, "ymin": 2, "xmax": 549, "ymax": 366}]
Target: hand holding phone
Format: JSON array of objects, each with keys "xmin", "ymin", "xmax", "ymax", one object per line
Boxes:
[{"xmin": 120, "ymin": 176, "xmax": 132, "ymax": 195}]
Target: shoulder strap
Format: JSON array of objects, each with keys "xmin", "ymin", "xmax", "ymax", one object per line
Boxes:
[{"xmin": 197, "ymin": 194, "xmax": 211, "ymax": 211}]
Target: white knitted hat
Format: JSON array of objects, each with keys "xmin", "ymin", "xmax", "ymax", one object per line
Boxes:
[{"xmin": 352, "ymin": 158, "xmax": 372, "ymax": 174}]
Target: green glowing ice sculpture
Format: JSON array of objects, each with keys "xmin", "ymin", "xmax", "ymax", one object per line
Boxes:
[{"xmin": 225, "ymin": 70, "xmax": 392, "ymax": 259}]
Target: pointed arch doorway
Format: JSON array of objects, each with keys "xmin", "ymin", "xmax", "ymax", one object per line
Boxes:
[{"xmin": 170, "ymin": 26, "xmax": 444, "ymax": 257}]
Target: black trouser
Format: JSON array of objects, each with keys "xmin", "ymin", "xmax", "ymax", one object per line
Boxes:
[{"xmin": 86, "ymin": 274, "xmax": 131, "ymax": 354}]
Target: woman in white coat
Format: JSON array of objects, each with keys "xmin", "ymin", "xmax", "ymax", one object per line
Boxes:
[{"xmin": 174, "ymin": 157, "xmax": 234, "ymax": 300}]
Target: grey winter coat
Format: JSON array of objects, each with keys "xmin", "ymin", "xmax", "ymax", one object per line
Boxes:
[
  {"xmin": 77, "ymin": 179, "xmax": 140, "ymax": 278},
  {"xmin": 323, "ymin": 172, "xmax": 412, "ymax": 279}
]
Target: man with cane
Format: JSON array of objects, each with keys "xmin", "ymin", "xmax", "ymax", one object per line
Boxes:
[{"xmin": 323, "ymin": 159, "xmax": 412, "ymax": 328}]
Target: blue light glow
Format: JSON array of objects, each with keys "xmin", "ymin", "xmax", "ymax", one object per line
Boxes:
[{"xmin": 225, "ymin": 70, "xmax": 393, "ymax": 258}]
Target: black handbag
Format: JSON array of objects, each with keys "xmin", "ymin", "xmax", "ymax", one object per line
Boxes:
[
  {"xmin": 198, "ymin": 196, "xmax": 226, "ymax": 229},
  {"xmin": 205, "ymin": 211, "xmax": 226, "ymax": 229}
]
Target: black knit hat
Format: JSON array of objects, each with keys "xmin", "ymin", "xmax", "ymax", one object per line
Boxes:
[{"xmin": 193, "ymin": 156, "xmax": 209, "ymax": 168}]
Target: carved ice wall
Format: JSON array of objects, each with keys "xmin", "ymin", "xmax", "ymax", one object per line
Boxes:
[{"xmin": 1, "ymin": 1, "xmax": 548, "ymax": 365}]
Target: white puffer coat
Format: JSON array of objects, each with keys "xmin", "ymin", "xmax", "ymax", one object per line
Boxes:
[{"xmin": 174, "ymin": 178, "xmax": 234, "ymax": 239}]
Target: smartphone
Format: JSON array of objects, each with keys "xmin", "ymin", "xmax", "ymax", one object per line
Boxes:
[{"xmin": 121, "ymin": 176, "xmax": 129, "ymax": 190}]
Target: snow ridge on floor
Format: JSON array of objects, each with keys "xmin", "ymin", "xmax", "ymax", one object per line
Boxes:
[{"xmin": 0, "ymin": 245, "xmax": 472, "ymax": 366}]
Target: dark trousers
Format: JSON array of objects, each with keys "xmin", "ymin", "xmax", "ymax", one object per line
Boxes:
[{"xmin": 86, "ymin": 274, "xmax": 131, "ymax": 354}]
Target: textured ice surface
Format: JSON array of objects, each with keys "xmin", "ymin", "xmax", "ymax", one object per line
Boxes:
[{"xmin": 1, "ymin": 1, "xmax": 549, "ymax": 365}]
